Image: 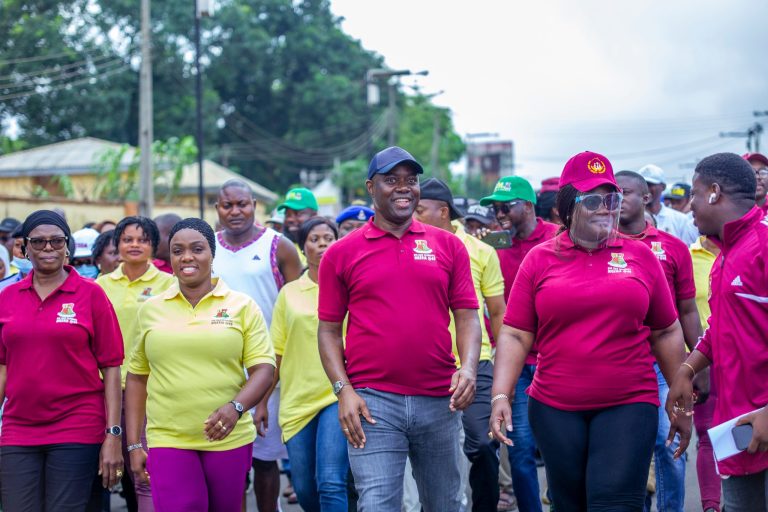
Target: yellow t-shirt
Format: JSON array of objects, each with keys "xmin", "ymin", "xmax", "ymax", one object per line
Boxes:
[
  {"xmin": 128, "ymin": 278, "xmax": 276, "ymax": 451},
  {"xmin": 450, "ymin": 227, "xmax": 504, "ymax": 364},
  {"xmin": 690, "ymin": 236, "xmax": 717, "ymax": 331},
  {"xmin": 97, "ymin": 263, "xmax": 176, "ymax": 387},
  {"xmin": 271, "ymin": 273, "xmax": 337, "ymax": 442}
]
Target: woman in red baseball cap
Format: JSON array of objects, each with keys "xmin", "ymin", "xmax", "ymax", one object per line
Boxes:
[{"xmin": 489, "ymin": 151, "xmax": 692, "ymax": 511}]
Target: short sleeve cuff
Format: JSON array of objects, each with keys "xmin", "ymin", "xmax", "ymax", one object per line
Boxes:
[
  {"xmin": 648, "ymin": 314, "xmax": 678, "ymax": 332},
  {"xmin": 127, "ymin": 363, "xmax": 150, "ymax": 376},
  {"xmin": 481, "ymin": 284, "xmax": 505, "ymax": 298},
  {"xmin": 450, "ymin": 299, "xmax": 479, "ymax": 311},
  {"xmin": 502, "ymin": 318, "xmax": 536, "ymax": 334},
  {"xmin": 244, "ymin": 355, "xmax": 277, "ymax": 369},
  {"xmin": 97, "ymin": 357, "xmax": 124, "ymax": 368},
  {"xmin": 318, "ymin": 312, "xmax": 346, "ymax": 323}
]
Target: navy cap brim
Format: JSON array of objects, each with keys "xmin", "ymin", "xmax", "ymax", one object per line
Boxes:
[{"xmin": 368, "ymin": 158, "xmax": 424, "ymax": 180}]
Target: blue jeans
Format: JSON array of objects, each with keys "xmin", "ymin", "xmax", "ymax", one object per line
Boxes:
[
  {"xmin": 722, "ymin": 469, "xmax": 768, "ymax": 512},
  {"xmin": 508, "ymin": 364, "xmax": 543, "ymax": 512},
  {"xmin": 348, "ymin": 388, "xmax": 462, "ymax": 512},
  {"xmin": 285, "ymin": 402, "xmax": 349, "ymax": 512},
  {"xmin": 645, "ymin": 363, "xmax": 686, "ymax": 512}
]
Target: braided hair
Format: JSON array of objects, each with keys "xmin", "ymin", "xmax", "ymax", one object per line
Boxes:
[{"xmin": 168, "ymin": 218, "xmax": 216, "ymax": 257}]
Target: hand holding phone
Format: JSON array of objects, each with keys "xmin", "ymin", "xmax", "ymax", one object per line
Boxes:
[
  {"xmin": 732, "ymin": 423, "xmax": 753, "ymax": 451},
  {"xmin": 479, "ymin": 230, "xmax": 513, "ymax": 250}
]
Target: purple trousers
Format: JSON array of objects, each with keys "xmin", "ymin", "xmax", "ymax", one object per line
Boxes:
[
  {"xmin": 694, "ymin": 394, "xmax": 721, "ymax": 512},
  {"xmin": 147, "ymin": 444, "xmax": 251, "ymax": 512}
]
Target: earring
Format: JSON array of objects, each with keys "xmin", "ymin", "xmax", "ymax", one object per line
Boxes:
[{"xmin": 65, "ymin": 249, "xmax": 70, "ymax": 257}]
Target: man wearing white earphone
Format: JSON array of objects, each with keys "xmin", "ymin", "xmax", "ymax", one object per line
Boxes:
[
  {"xmin": 667, "ymin": 152, "xmax": 768, "ymax": 512},
  {"xmin": 638, "ymin": 164, "xmax": 699, "ymax": 245}
]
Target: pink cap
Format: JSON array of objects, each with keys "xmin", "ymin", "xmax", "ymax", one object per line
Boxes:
[
  {"xmin": 743, "ymin": 153, "xmax": 768, "ymax": 166},
  {"xmin": 540, "ymin": 177, "xmax": 560, "ymax": 193},
  {"xmin": 559, "ymin": 151, "xmax": 618, "ymax": 192}
]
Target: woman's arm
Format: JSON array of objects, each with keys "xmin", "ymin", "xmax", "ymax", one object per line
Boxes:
[
  {"xmin": 125, "ymin": 372, "xmax": 150, "ymax": 485},
  {"xmin": 98, "ymin": 366, "xmax": 123, "ymax": 489},
  {"xmin": 489, "ymin": 325, "xmax": 534, "ymax": 446},
  {"xmin": 649, "ymin": 320, "xmax": 693, "ymax": 458},
  {"xmin": 253, "ymin": 356, "xmax": 281, "ymax": 437},
  {"xmin": 203, "ymin": 363, "xmax": 274, "ymax": 442}
]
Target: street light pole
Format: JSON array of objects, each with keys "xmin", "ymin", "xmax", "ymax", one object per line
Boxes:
[
  {"xmin": 366, "ymin": 68, "xmax": 428, "ymax": 149},
  {"xmin": 138, "ymin": 0, "xmax": 154, "ymax": 217},
  {"xmin": 194, "ymin": 1, "xmax": 206, "ymax": 219}
]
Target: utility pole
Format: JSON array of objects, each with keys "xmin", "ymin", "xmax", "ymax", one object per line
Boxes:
[
  {"xmin": 138, "ymin": 0, "xmax": 154, "ymax": 217},
  {"xmin": 720, "ymin": 123, "xmax": 763, "ymax": 153},
  {"xmin": 366, "ymin": 68, "xmax": 428, "ymax": 149}
]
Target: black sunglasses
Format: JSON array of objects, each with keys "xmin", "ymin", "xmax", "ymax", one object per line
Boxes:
[
  {"xmin": 26, "ymin": 236, "xmax": 68, "ymax": 251},
  {"xmin": 574, "ymin": 192, "xmax": 623, "ymax": 212},
  {"xmin": 492, "ymin": 201, "xmax": 522, "ymax": 215}
]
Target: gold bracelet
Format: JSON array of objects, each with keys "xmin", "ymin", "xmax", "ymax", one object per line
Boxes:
[{"xmin": 682, "ymin": 362, "xmax": 696, "ymax": 377}]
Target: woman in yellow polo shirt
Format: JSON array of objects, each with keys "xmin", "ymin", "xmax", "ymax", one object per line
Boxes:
[
  {"xmin": 125, "ymin": 218, "xmax": 276, "ymax": 512},
  {"xmin": 270, "ymin": 216, "xmax": 347, "ymax": 512},
  {"xmin": 97, "ymin": 216, "xmax": 175, "ymax": 511}
]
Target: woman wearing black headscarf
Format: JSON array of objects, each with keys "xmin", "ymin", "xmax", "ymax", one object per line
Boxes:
[{"xmin": 0, "ymin": 210, "xmax": 125, "ymax": 511}]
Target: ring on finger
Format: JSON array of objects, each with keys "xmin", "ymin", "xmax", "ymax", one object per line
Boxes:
[{"xmin": 342, "ymin": 428, "xmax": 350, "ymax": 432}]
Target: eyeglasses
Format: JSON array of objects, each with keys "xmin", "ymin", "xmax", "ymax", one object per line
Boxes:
[
  {"xmin": 492, "ymin": 201, "xmax": 522, "ymax": 215},
  {"xmin": 574, "ymin": 192, "xmax": 623, "ymax": 212},
  {"xmin": 26, "ymin": 236, "xmax": 68, "ymax": 251},
  {"xmin": 755, "ymin": 168, "xmax": 768, "ymax": 178}
]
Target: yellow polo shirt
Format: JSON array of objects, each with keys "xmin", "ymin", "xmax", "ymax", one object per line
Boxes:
[
  {"xmin": 271, "ymin": 273, "xmax": 337, "ymax": 442},
  {"xmin": 96, "ymin": 263, "xmax": 176, "ymax": 386},
  {"xmin": 450, "ymin": 227, "xmax": 504, "ymax": 364},
  {"xmin": 128, "ymin": 278, "xmax": 275, "ymax": 451},
  {"xmin": 690, "ymin": 236, "xmax": 717, "ymax": 331}
]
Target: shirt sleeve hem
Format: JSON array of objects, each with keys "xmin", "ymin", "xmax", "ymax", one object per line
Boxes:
[
  {"xmin": 450, "ymin": 300, "xmax": 480, "ymax": 310},
  {"xmin": 318, "ymin": 313, "xmax": 345, "ymax": 323},
  {"xmin": 502, "ymin": 319, "xmax": 536, "ymax": 333},
  {"xmin": 244, "ymin": 356, "xmax": 277, "ymax": 369},
  {"xmin": 127, "ymin": 366, "xmax": 150, "ymax": 376}
]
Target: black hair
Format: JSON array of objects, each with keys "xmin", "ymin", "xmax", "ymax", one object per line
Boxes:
[
  {"xmin": 169, "ymin": 218, "xmax": 216, "ymax": 258},
  {"xmin": 694, "ymin": 152, "xmax": 756, "ymax": 202},
  {"xmin": 92, "ymin": 230, "xmax": 116, "ymax": 261},
  {"xmin": 219, "ymin": 178, "xmax": 253, "ymax": 197},
  {"xmin": 113, "ymin": 216, "xmax": 160, "ymax": 256},
  {"xmin": 615, "ymin": 170, "xmax": 649, "ymax": 194},
  {"xmin": 535, "ymin": 191, "xmax": 557, "ymax": 221},
  {"xmin": 555, "ymin": 184, "xmax": 580, "ymax": 231},
  {"xmin": 298, "ymin": 216, "xmax": 338, "ymax": 253}
]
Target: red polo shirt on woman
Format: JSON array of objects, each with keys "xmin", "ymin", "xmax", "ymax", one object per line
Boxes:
[
  {"xmin": 624, "ymin": 223, "xmax": 696, "ymax": 305},
  {"xmin": 497, "ymin": 218, "xmax": 559, "ymax": 364},
  {"xmin": 318, "ymin": 219, "xmax": 478, "ymax": 396},
  {"xmin": 503, "ymin": 232, "xmax": 677, "ymax": 411},
  {"xmin": 0, "ymin": 267, "xmax": 124, "ymax": 446},
  {"xmin": 695, "ymin": 206, "xmax": 768, "ymax": 476}
]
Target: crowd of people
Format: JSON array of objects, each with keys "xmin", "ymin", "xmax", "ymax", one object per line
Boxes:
[{"xmin": 0, "ymin": 146, "xmax": 766, "ymax": 512}]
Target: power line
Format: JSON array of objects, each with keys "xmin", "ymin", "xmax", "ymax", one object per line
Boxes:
[
  {"xmin": 0, "ymin": 50, "xmax": 76, "ymax": 66},
  {"xmin": 0, "ymin": 63, "xmax": 131, "ymax": 101},
  {"xmin": 0, "ymin": 56, "xmax": 129, "ymax": 90},
  {"xmin": 0, "ymin": 53, "xmax": 128, "ymax": 85}
]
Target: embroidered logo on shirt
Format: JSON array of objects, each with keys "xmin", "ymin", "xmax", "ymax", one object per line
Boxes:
[
  {"xmin": 587, "ymin": 158, "xmax": 606, "ymax": 174},
  {"xmin": 56, "ymin": 303, "xmax": 78, "ymax": 324},
  {"xmin": 413, "ymin": 240, "xmax": 436, "ymax": 261},
  {"xmin": 211, "ymin": 309, "xmax": 234, "ymax": 326},
  {"xmin": 138, "ymin": 287, "xmax": 153, "ymax": 302},
  {"xmin": 650, "ymin": 241, "xmax": 667, "ymax": 261},
  {"xmin": 607, "ymin": 253, "xmax": 631, "ymax": 274},
  {"xmin": 731, "ymin": 275, "xmax": 743, "ymax": 287}
]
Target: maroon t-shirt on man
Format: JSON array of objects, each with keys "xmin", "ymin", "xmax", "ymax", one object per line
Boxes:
[{"xmin": 318, "ymin": 219, "xmax": 478, "ymax": 396}]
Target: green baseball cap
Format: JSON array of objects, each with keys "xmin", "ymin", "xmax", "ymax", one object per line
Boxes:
[
  {"xmin": 479, "ymin": 176, "xmax": 536, "ymax": 206},
  {"xmin": 277, "ymin": 187, "xmax": 318, "ymax": 212}
]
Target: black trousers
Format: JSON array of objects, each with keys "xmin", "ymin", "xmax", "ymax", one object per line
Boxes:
[
  {"xmin": 461, "ymin": 360, "xmax": 500, "ymax": 512},
  {"xmin": 528, "ymin": 397, "xmax": 657, "ymax": 512},
  {"xmin": 0, "ymin": 443, "xmax": 101, "ymax": 512}
]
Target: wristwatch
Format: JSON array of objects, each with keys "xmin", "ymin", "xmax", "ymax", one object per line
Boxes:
[
  {"xmin": 105, "ymin": 425, "xmax": 122, "ymax": 437},
  {"xmin": 230, "ymin": 400, "xmax": 244, "ymax": 418},
  {"xmin": 332, "ymin": 381, "xmax": 348, "ymax": 395}
]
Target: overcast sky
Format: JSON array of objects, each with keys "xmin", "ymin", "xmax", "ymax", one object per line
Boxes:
[{"xmin": 331, "ymin": 0, "xmax": 768, "ymax": 187}]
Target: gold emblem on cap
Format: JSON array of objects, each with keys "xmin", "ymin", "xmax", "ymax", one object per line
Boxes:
[{"xmin": 587, "ymin": 158, "xmax": 606, "ymax": 174}]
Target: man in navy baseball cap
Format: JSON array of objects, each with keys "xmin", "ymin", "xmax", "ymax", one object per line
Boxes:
[{"xmin": 367, "ymin": 146, "xmax": 424, "ymax": 180}]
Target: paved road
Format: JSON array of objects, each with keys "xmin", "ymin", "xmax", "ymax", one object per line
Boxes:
[{"xmin": 114, "ymin": 432, "xmax": 711, "ymax": 511}]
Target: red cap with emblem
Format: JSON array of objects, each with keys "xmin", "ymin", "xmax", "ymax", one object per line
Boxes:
[{"xmin": 558, "ymin": 151, "xmax": 618, "ymax": 192}]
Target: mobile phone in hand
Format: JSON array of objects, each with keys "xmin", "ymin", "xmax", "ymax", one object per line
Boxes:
[
  {"xmin": 481, "ymin": 230, "xmax": 513, "ymax": 250},
  {"xmin": 732, "ymin": 423, "xmax": 753, "ymax": 451}
]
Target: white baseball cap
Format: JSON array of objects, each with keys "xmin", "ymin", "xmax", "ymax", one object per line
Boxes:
[
  {"xmin": 72, "ymin": 228, "xmax": 100, "ymax": 258},
  {"xmin": 638, "ymin": 164, "xmax": 666, "ymax": 185}
]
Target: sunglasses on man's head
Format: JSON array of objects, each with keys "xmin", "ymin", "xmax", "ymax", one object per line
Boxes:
[
  {"xmin": 492, "ymin": 201, "xmax": 522, "ymax": 215},
  {"xmin": 26, "ymin": 236, "xmax": 68, "ymax": 251},
  {"xmin": 574, "ymin": 192, "xmax": 623, "ymax": 212}
]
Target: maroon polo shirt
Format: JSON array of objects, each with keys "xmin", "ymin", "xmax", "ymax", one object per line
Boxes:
[
  {"xmin": 0, "ymin": 267, "xmax": 124, "ymax": 446},
  {"xmin": 504, "ymin": 233, "xmax": 677, "ymax": 411},
  {"xmin": 318, "ymin": 219, "xmax": 478, "ymax": 396}
]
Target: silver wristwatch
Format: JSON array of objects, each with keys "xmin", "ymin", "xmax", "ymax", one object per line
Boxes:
[{"xmin": 332, "ymin": 381, "xmax": 348, "ymax": 395}]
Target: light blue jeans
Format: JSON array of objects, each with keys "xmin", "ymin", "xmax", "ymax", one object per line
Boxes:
[
  {"xmin": 285, "ymin": 403, "xmax": 349, "ymax": 512},
  {"xmin": 645, "ymin": 363, "xmax": 686, "ymax": 512},
  {"xmin": 348, "ymin": 388, "xmax": 463, "ymax": 512}
]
